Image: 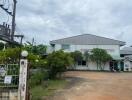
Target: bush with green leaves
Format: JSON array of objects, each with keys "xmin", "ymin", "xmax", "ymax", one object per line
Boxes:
[
  {"xmin": 70, "ymin": 51, "xmax": 83, "ymax": 67},
  {"xmin": 24, "ymin": 44, "xmax": 47, "ymax": 55},
  {"xmin": 29, "ymin": 71, "xmax": 48, "ymax": 88},
  {"xmin": 90, "ymin": 48, "xmax": 112, "ymax": 70},
  {"xmin": 0, "ymin": 42, "xmax": 4, "ymax": 50},
  {"xmin": 0, "ymin": 47, "xmax": 20, "ymax": 63},
  {"xmin": 46, "ymin": 50, "xmax": 73, "ymax": 79}
]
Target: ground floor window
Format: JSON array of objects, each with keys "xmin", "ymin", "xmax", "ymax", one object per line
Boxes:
[{"xmin": 78, "ymin": 60, "xmax": 86, "ymax": 66}]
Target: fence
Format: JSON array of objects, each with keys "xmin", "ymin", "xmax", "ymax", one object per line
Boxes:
[{"xmin": 0, "ymin": 64, "xmax": 19, "ymax": 100}]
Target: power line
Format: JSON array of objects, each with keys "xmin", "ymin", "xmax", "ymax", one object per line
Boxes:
[
  {"xmin": 0, "ymin": 0, "xmax": 26, "ymax": 45},
  {"xmin": 0, "ymin": 0, "xmax": 17, "ymax": 40}
]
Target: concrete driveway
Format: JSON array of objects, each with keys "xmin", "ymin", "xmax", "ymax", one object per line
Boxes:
[{"xmin": 50, "ymin": 71, "xmax": 132, "ymax": 100}]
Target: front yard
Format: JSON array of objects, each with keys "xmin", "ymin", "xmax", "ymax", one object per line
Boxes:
[
  {"xmin": 30, "ymin": 79, "xmax": 67, "ymax": 100},
  {"xmin": 48, "ymin": 71, "xmax": 132, "ymax": 100}
]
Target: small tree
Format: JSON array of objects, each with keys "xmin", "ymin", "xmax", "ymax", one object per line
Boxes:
[
  {"xmin": 24, "ymin": 44, "xmax": 47, "ymax": 55},
  {"xmin": 0, "ymin": 47, "xmax": 21, "ymax": 63},
  {"xmin": 70, "ymin": 51, "xmax": 83, "ymax": 67},
  {"xmin": 90, "ymin": 48, "xmax": 112, "ymax": 70},
  {"xmin": 102, "ymin": 53, "xmax": 112, "ymax": 70},
  {"xmin": 46, "ymin": 50, "xmax": 73, "ymax": 79}
]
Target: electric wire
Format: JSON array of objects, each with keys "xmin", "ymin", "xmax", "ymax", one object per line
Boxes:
[{"xmin": 0, "ymin": 0, "xmax": 13, "ymax": 25}]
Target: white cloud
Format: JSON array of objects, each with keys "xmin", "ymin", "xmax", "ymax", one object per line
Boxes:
[{"xmin": 8, "ymin": 0, "xmax": 132, "ymax": 45}]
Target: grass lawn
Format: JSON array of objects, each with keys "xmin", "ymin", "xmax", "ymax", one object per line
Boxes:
[{"xmin": 30, "ymin": 79, "xmax": 67, "ymax": 100}]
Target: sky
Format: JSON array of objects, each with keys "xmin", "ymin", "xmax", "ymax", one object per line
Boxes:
[{"xmin": 0, "ymin": 0, "xmax": 132, "ymax": 45}]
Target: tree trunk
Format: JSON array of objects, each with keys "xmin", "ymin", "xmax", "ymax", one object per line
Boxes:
[
  {"xmin": 97, "ymin": 62, "xmax": 99, "ymax": 70},
  {"xmin": 86, "ymin": 61, "xmax": 88, "ymax": 67},
  {"xmin": 102, "ymin": 63, "xmax": 106, "ymax": 70}
]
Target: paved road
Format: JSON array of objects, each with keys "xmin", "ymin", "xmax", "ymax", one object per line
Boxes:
[{"xmin": 50, "ymin": 71, "xmax": 132, "ymax": 100}]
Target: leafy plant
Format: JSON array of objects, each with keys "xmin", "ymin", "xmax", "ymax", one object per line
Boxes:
[
  {"xmin": 46, "ymin": 50, "xmax": 73, "ymax": 79},
  {"xmin": 90, "ymin": 48, "xmax": 112, "ymax": 70},
  {"xmin": 29, "ymin": 71, "xmax": 48, "ymax": 88},
  {"xmin": 70, "ymin": 51, "xmax": 83, "ymax": 67}
]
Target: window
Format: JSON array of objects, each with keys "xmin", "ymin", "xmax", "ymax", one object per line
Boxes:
[
  {"xmin": 61, "ymin": 44, "xmax": 70, "ymax": 50},
  {"xmin": 82, "ymin": 61, "xmax": 86, "ymax": 66},
  {"xmin": 78, "ymin": 60, "xmax": 86, "ymax": 66},
  {"xmin": 78, "ymin": 61, "xmax": 82, "ymax": 65}
]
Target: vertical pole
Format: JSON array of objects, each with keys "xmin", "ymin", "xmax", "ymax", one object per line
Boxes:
[
  {"xmin": 19, "ymin": 36, "xmax": 24, "ymax": 63},
  {"xmin": 26, "ymin": 63, "xmax": 30, "ymax": 100},
  {"xmin": 18, "ymin": 59, "xmax": 28, "ymax": 100},
  {"xmin": 11, "ymin": 0, "xmax": 17, "ymax": 40}
]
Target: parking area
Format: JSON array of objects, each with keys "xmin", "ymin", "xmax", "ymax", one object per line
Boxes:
[{"xmin": 50, "ymin": 71, "xmax": 132, "ymax": 100}]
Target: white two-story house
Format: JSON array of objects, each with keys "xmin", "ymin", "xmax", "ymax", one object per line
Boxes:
[{"xmin": 49, "ymin": 34, "xmax": 126, "ymax": 71}]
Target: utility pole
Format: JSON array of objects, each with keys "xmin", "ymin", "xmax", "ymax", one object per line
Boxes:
[
  {"xmin": 11, "ymin": 0, "xmax": 17, "ymax": 40},
  {"xmin": 0, "ymin": 0, "xmax": 17, "ymax": 41}
]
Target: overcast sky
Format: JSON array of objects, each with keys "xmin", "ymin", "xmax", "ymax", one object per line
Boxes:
[{"xmin": 1, "ymin": 0, "xmax": 132, "ymax": 45}]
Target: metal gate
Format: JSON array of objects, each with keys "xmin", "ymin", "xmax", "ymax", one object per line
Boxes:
[{"xmin": 0, "ymin": 64, "xmax": 19, "ymax": 100}]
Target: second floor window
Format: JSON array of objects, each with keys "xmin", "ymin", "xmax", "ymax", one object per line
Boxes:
[{"xmin": 61, "ymin": 44, "xmax": 70, "ymax": 50}]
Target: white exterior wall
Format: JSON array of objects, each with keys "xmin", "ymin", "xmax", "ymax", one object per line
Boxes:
[
  {"xmin": 54, "ymin": 44, "xmax": 120, "ymax": 57},
  {"xmin": 74, "ymin": 62, "xmax": 110, "ymax": 70},
  {"xmin": 52, "ymin": 44, "xmax": 121, "ymax": 71},
  {"xmin": 54, "ymin": 44, "xmax": 61, "ymax": 51},
  {"xmin": 124, "ymin": 60, "xmax": 132, "ymax": 71}
]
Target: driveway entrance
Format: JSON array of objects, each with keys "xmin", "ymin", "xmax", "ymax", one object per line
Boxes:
[{"xmin": 50, "ymin": 71, "xmax": 132, "ymax": 100}]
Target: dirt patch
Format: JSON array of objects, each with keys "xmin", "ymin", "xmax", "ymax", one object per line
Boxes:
[{"xmin": 47, "ymin": 71, "xmax": 132, "ymax": 100}]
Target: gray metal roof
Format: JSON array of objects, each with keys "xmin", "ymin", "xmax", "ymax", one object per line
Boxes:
[
  {"xmin": 50, "ymin": 34, "xmax": 125, "ymax": 46},
  {"xmin": 120, "ymin": 47, "xmax": 132, "ymax": 55}
]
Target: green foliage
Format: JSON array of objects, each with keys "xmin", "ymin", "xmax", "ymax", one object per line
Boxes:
[
  {"xmin": 0, "ymin": 42, "xmax": 4, "ymax": 50},
  {"xmin": 24, "ymin": 44, "xmax": 47, "ymax": 55},
  {"xmin": 0, "ymin": 47, "xmax": 46, "ymax": 68},
  {"xmin": 70, "ymin": 51, "xmax": 83, "ymax": 65},
  {"xmin": 46, "ymin": 50, "xmax": 73, "ymax": 79},
  {"xmin": 0, "ymin": 51, "xmax": 6, "ymax": 63},
  {"xmin": 0, "ymin": 47, "xmax": 20, "ymax": 63},
  {"xmin": 33, "ymin": 44, "xmax": 47, "ymax": 55},
  {"xmin": 5, "ymin": 48, "xmax": 20, "ymax": 59},
  {"xmin": 27, "ymin": 53, "xmax": 47, "ymax": 68},
  {"xmin": 30, "ymin": 59, "xmax": 47, "ymax": 69},
  {"xmin": 29, "ymin": 71, "xmax": 48, "ymax": 88},
  {"xmin": 28, "ymin": 53, "xmax": 40, "ymax": 62},
  {"xmin": 31, "ymin": 79, "xmax": 67, "ymax": 100},
  {"xmin": 23, "ymin": 44, "xmax": 32, "ymax": 53},
  {"xmin": 90, "ymin": 48, "xmax": 112, "ymax": 70}
]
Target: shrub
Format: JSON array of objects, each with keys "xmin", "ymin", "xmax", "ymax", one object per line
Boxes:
[
  {"xmin": 29, "ymin": 71, "xmax": 48, "ymax": 88},
  {"xmin": 46, "ymin": 50, "xmax": 73, "ymax": 79}
]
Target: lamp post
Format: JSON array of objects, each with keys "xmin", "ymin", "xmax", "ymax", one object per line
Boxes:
[{"xmin": 18, "ymin": 50, "xmax": 28, "ymax": 100}]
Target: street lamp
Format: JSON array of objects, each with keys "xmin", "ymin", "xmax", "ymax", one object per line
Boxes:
[{"xmin": 21, "ymin": 50, "xmax": 28, "ymax": 58}]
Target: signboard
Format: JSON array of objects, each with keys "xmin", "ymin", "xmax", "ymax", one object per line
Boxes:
[
  {"xmin": 0, "ymin": 65, "xmax": 6, "ymax": 76},
  {"xmin": 4, "ymin": 76, "xmax": 12, "ymax": 84},
  {"xmin": 18, "ymin": 59, "xmax": 28, "ymax": 100}
]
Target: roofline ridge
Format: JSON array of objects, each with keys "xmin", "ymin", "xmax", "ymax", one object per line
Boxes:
[
  {"xmin": 88, "ymin": 34, "xmax": 125, "ymax": 43},
  {"xmin": 50, "ymin": 33, "xmax": 125, "ymax": 43},
  {"xmin": 50, "ymin": 34, "xmax": 87, "ymax": 42}
]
